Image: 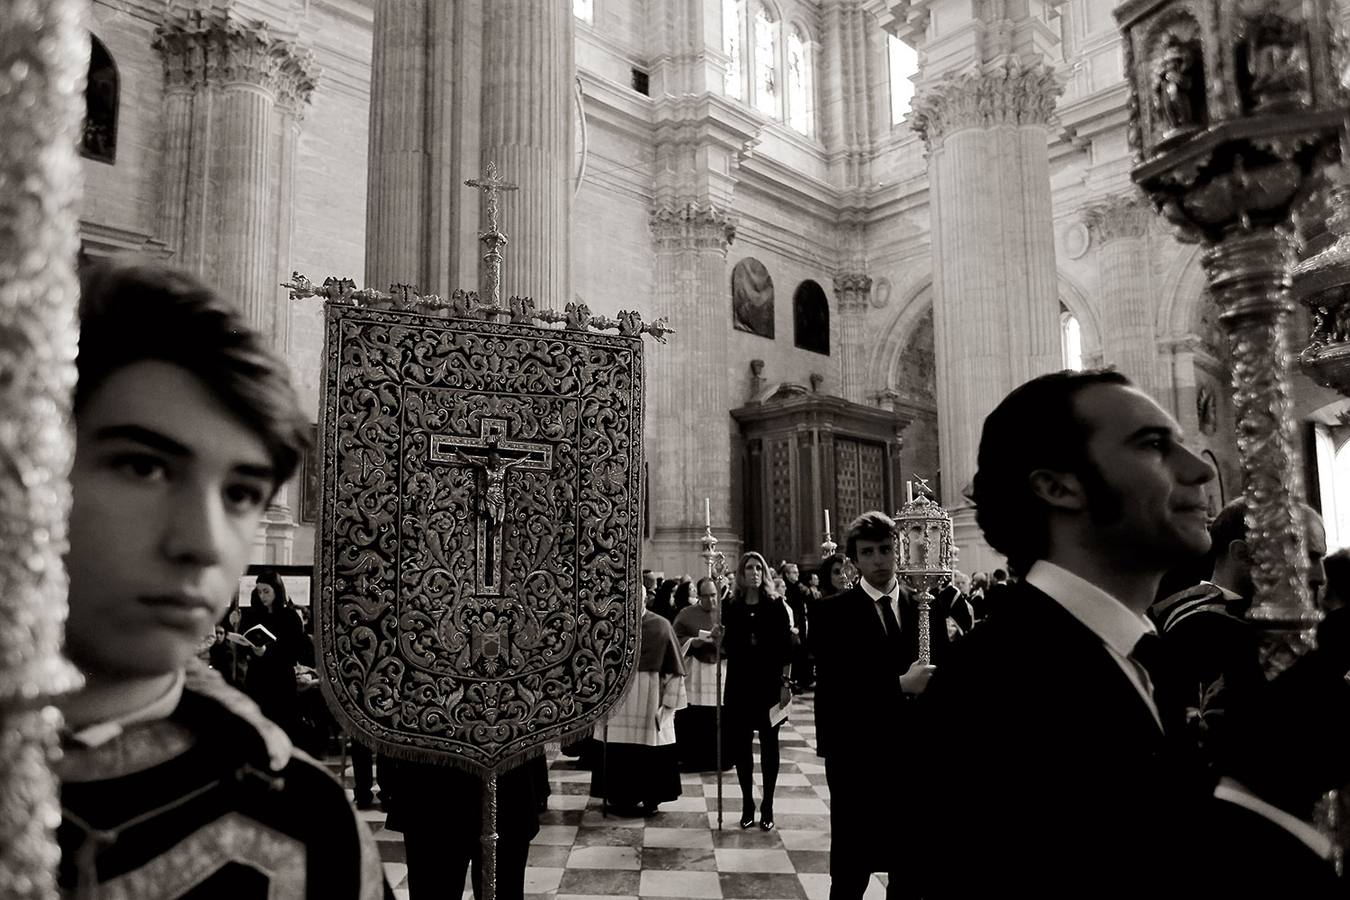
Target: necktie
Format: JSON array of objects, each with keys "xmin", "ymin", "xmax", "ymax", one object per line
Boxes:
[
  {"xmin": 879, "ymin": 594, "xmax": 904, "ymax": 657},
  {"xmin": 1129, "ymin": 632, "xmax": 1181, "ymax": 734}
]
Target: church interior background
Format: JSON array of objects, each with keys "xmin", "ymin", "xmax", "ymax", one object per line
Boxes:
[{"xmin": 77, "ymin": 0, "xmax": 1350, "ymax": 580}]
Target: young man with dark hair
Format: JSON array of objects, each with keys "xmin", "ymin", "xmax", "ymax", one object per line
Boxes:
[
  {"xmin": 919, "ymin": 369, "xmax": 1348, "ymax": 896},
  {"xmin": 812, "ymin": 510, "xmax": 947, "ymax": 900},
  {"xmin": 57, "ymin": 263, "xmax": 389, "ymax": 898}
]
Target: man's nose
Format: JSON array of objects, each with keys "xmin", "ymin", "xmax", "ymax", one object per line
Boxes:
[{"xmin": 1177, "ymin": 443, "xmax": 1215, "ymax": 485}]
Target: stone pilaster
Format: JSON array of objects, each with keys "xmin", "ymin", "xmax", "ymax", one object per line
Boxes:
[
  {"xmin": 647, "ymin": 203, "xmax": 739, "ymax": 574},
  {"xmin": 909, "ymin": 56, "xmax": 1063, "ymax": 572},
  {"xmin": 1083, "ymin": 194, "xmax": 1159, "ymax": 399},
  {"xmin": 833, "ymin": 273, "xmax": 873, "ymax": 404},
  {"xmin": 154, "ymin": 7, "xmax": 317, "ymax": 558},
  {"xmin": 480, "ymin": 1, "xmax": 573, "ymax": 308}
]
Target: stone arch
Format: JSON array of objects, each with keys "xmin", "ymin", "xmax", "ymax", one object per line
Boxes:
[
  {"xmin": 870, "ymin": 277, "xmax": 933, "ymax": 392},
  {"xmin": 81, "ymin": 34, "xmax": 119, "ymax": 164},
  {"xmin": 1157, "ymin": 243, "xmax": 1208, "ymax": 339},
  {"xmin": 1057, "ymin": 271, "xmax": 1103, "ymax": 360}
]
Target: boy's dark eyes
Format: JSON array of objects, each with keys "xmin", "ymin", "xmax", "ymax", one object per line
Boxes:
[
  {"xmin": 225, "ymin": 483, "xmax": 268, "ymax": 510},
  {"xmin": 111, "ymin": 452, "xmax": 169, "ymax": 480}
]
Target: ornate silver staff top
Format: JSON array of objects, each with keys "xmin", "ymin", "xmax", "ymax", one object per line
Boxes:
[{"xmin": 894, "ymin": 476, "xmax": 955, "ymax": 666}]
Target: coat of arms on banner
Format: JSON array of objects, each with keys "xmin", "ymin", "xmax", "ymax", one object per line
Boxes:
[{"xmin": 294, "ymin": 277, "xmax": 671, "ymax": 774}]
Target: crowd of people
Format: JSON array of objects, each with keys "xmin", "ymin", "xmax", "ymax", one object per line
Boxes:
[{"xmin": 46, "ymin": 260, "xmax": 1350, "ymax": 899}]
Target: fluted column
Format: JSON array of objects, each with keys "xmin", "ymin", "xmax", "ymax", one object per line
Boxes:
[
  {"xmin": 1084, "ymin": 195, "xmax": 1159, "ymax": 398},
  {"xmin": 0, "ymin": 1, "xmax": 86, "ymax": 894},
  {"xmin": 648, "ymin": 205, "xmax": 738, "ymax": 574},
  {"xmin": 153, "ymin": 10, "xmax": 318, "ymax": 336},
  {"xmin": 834, "ymin": 273, "xmax": 872, "ymax": 403},
  {"xmin": 910, "ymin": 59, "xmax": 1063, "ymax": 568},
  {"xmin": 480, "ymin": 0, "xmax": 573, "ymax": 308}
]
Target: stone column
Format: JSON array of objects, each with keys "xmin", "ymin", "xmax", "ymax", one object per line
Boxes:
[
  {"xmin": 480, "ymin": 0, "xmax": 573, "ymax": 308},
  {"xmin": 153, "ymin": 11, "xmax": 317, "ymax": 333},
  {"xmin": 1084, "ymin": 194, "xmax": 1159, "ymax": 399},
  {"xmin": 0, "ymin": 1, "xmax": 86, "ymax": 894},
  {"xmin": 834, "ymin": 273, "xmax": 872, "ymax": 403},
  {"xmin": 154, "ymin": 9, "xmax": 317, "ymax": 562},
  {"xmin": 648, "ymin": 205, "xmax": 739, "ymax": 574},
  {"xmin": 909, "ymin": 59, "xmax": 1063, "ymax": 570},
  {"xmin": 364, "ymin": 0, "xmax": 472, "ymax": 295}
]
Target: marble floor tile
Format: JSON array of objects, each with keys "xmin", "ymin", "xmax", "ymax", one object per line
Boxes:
[
  {"xmin": 643, "ymin": 826, "xmax": 715, "ymax": 849},
  {"xmin": 572, "ymin": 825, "xmax": 644, "ymax": 848},
  {"xmin": 527, "ymin": 844, "xmax": 574, "ymax": 867},
  {"xmin": 640, "ymin": 846, "xmax": 718, "ymax": 871},
  {"xmin": 565, "ymin": 845, "xmax": 641, "ymax": 870},
  {"xmin": 640, "ymin": 868, "xmax": 723, "ymax": 898},
  {"xmin": 775, "ymin": 830, "xmax": 828, "ymax": 851},
  {"xmin": 556, "ymin": 867, "xmax": 642, "ymax": 895},
  {"xmin": 523, "ymin": 866, "xmax": 566, "ymax": 893},
  {"xmin": 713, "ymin": 848, "xmax": 796, "ymax": 873},
  {"xmin": 718, "ymin": 871, "xmax": 809, "ymax": 899},
  {"xmin": 785, "ymin": 849, "xmax": 830, "ymax": 873},
  {"xmin": 535, "ymin": 824, "xmax": 579, "ymax": 845}
]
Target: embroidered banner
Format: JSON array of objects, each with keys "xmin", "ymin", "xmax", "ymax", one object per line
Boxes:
[{"xmin": 314, "ymin": 304, "xmax": 645, "ymax": 774}]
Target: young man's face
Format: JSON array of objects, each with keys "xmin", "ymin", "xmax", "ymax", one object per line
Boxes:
[
  {"xmin": 1071, "ymin": 384, "xmax": 1214, "ymax": 569},
  {"xmin": 67, "ymin": 361, "xmax": 275, "ymax": 679},
  {"xmin": 851, "ymin": 537, "xmax": 897, "ymax": 590}
]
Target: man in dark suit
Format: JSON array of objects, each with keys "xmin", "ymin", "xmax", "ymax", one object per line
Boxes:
[
  {"xmin": 918, "ymin": 369, "xmax": 1346, "ymax": 897},
  {"xmin": 812, "ymin": 511, "xmax": 948, "ymax": 900}
]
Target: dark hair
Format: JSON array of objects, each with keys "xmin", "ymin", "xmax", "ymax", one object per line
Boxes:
[
  {"xmin": 845, "ymin": 511, "xmax": 897, "ymax": 560},
  {"xmin": 992, "ymin": 569, "xmax": 1007, "ymax": 582},
  {"xmin": 1207, "ymin": 498, "xmax": 1248, "ymax": 563},
  {"xmin": 76, "ymin": 262, "xmax": 309, "ymax": 491},
  {"xmin": 816, "ymin": 552, "xmax": 849, "ymax": 596},
  {"xmin": 250, "ymin": 569, "xmax": 291, "ymax": 612},
  {"xmin": 1325, "ymin": 548, "xmax": 1350, "ymax": 604},
  {"xmin": 673, "ymin": 580, "xmax": 693, "ymax": 610},
  {"xmin": 972, "ymin": 369, "xmax": 1132, "ymax": 574}
]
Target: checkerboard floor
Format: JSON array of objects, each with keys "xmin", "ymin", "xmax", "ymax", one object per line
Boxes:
[{"xmin": 327, "ymin": 693, "xmax": 893, "ymax": 900}]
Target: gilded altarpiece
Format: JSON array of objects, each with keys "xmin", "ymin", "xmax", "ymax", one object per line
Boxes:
[
  {"xmin": 734, "ymin": 391, "xmax": 908, "ymax": 565},
  {"xmin": 316, "ymin": 305, "xmax": 645, "ymax": 772}
]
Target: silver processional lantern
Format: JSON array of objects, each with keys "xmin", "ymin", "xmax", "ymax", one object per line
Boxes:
[
  {"xmin": 894, "ymin": 477, "xmax": 955, "ymax": 666},
  {"xmin": 1116, "ymin": 0, "xmax": 1350, "ymax": 649}
]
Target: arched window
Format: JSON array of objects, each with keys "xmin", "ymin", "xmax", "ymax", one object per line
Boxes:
[
  {"xmin": 786, "ymin": 25, "xmax": 814, "ymax": 136},
  {"xmin": 753, "ymin": 4, "xmax": 779, "ymax": 118},
  {"xmin": 724, "ymin": 0, "xmax": 745, "ymax": 100},
  {"xmin": 793, "ymin": 280, "xmax": 829, "ymax": 355},
  {"xmin": 82, "ymin": 35, "xmax": 118, "ymax": 165},
  {"xmin": 574, "ymin": 0, "xmax": 593, "ymax": 24},
  {"xmin": 1060, "ymin": 306, "xmax": 1083, "ymax": 371},
  {"xmin": 888, "ymin": 33, "xmax": 918, "ymax": 126}
]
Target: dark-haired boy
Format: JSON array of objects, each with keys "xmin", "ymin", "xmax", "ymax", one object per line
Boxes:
[
  {"xmin": 56, "ymin": 263, "xmax": 389, "ymax": 898},
  {"xmin": 918, "ymin": 370, "xmax": 1347, "ymax": 896},
  {"xmin": 810, "ymin": 511, "xmax": 947, "ymax": 900}
]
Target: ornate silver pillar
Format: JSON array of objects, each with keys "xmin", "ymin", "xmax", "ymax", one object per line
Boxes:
[
  {"xmin": 0, "ymin": 0, "xmax": 87, "ymax": 894},
  {"xmin": 1116, "ymin": 0, "xmax": 1348, "ymax": 639}
]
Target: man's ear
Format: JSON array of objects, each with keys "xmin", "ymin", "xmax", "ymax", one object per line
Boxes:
[
  {"xmin": 1027, "ymin": 468, "xmax": 1086, "ymax": 512},
  {"xmin": 1227, "ymin": 538, "xmax": 1251, "ymax": 568}
]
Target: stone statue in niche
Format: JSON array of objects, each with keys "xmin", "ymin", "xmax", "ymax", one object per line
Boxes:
[
  {"xmin": 1241, "ymin": 13, "xmax": 1309, "ymax": 110},
  {"xmin": 1152, "ymin": 29, "xmax": 1204, "ymax": 138},
  {"xmin": 749, "ymin": 359, "xmax": 766, "ymax": 399},
  {"xmin": 732, "ymin": 257, "xmax": 775, "ymax": 339}
]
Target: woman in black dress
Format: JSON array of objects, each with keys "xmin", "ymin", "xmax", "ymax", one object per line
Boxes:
[
  {"xmin": 721, "ymin": 551, "xmax": 794, "ymax": 830},
  {"xmin": 241, "ymin": 570, "xmax": 306, "ymax": 740}
]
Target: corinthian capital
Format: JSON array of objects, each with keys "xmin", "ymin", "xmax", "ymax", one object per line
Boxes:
[
  {"xmin": 833, "ymin": 272, "xmax": 872, "ymax": 309},
  {"xmin": 909, "ymin": 58, "xmax": 1062, "ymax": 152},
  {"xmin": 153, "ymin": 9, "xmax": 319, "ymax": 107},
  {"xmin": 649, "ymin": 203, "xmax": 737, "ymax": 253},
  {"xmin": 1082, "ymin": 193, "xmax": 1152, "ymax": 244}
]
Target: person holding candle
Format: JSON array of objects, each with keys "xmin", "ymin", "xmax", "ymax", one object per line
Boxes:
[
  {"xmin": 673, "ymin": 576, "xmax": 733, "ymax": 772},
  {"xmin": 721, "ymin": 551, "xmax": 795, "ymax": 830},
  {"xmin": 810, "ymin": 511, "xmax": 949, "ymax": 900}
]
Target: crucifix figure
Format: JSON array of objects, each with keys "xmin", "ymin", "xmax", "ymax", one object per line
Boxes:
[
  {"xmin": 464, "ymin": 161, "xmax": 519, "ymax": 308},
  {"xmin": 430, "ymin": 418, "xmax": 553, "ymax": 592}
]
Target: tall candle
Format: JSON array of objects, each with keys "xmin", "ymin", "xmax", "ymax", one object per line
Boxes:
[
  {"xmin": 705, "ymin": 497, "xmax": 711, "ymax": 528},
  {"xmin": 824, "ymin": 508, "xmax": 830, "ymax": 534},
  {"xmin": 906, "ymin": 481, "xmax": 914, "ymax": 504}
]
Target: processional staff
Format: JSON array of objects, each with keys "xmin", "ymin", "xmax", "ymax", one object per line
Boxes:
[
  {"xmin": 699, "ymin": 499, "xmax": 729, "ymax": 830},
  {"xmin": 894, "ymin": 477, "xmax": 955, "ymax": 666}
]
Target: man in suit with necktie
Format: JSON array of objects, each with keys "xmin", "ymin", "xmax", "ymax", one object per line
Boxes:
[
  {"xmin": 917, "ymin": 369, "xmax": 1347, "ymax": 896},
  {"xmin": 812, "ymin": 511, "xmax": 948, "ymax": 900}
]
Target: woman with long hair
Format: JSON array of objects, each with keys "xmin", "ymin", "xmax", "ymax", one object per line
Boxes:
[
  {"xmin": 721, "ymin": 551, "xmax": 794, "ymax": 830},
  {"xmin": 241, "ymin": 570, "xmax": 306, "ymax": 739}
]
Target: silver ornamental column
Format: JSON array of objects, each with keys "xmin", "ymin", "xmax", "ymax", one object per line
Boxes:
[
  {"xmin": 1115, "ymin": 0, "xmax": 1350, "ymax": 659},
  {"xmin": 0, "ymin": 0, "xmax": 87, "ymax": 895},
  {"xmin": 893, "ymin": 478, "xmax": 955, "ymax": 666}
]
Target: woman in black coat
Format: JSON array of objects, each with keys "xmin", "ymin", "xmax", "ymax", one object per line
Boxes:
[
  {"xmin": 241, "ymin": 570, "xmax": 306, "ymax": 739},
  {"xmin": 721, "ymin": 551, "xmax": 794, "ymax": 831}
]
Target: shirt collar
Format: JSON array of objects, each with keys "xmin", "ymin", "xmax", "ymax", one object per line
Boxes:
[
  {"xmin": 859, "ymin": 575, "xmax": 900, "ymax": 602},
  {"xmin": 66, "ymin": 669, "xmax": 186, "ymax": 749},
  {"xmin": 1025, "ymin": 561, "xmax": 1156, "ymax": 658},
  {"xmin": 1203, "ymin": 580, "xmax": 1245, "ymax": 604}
]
